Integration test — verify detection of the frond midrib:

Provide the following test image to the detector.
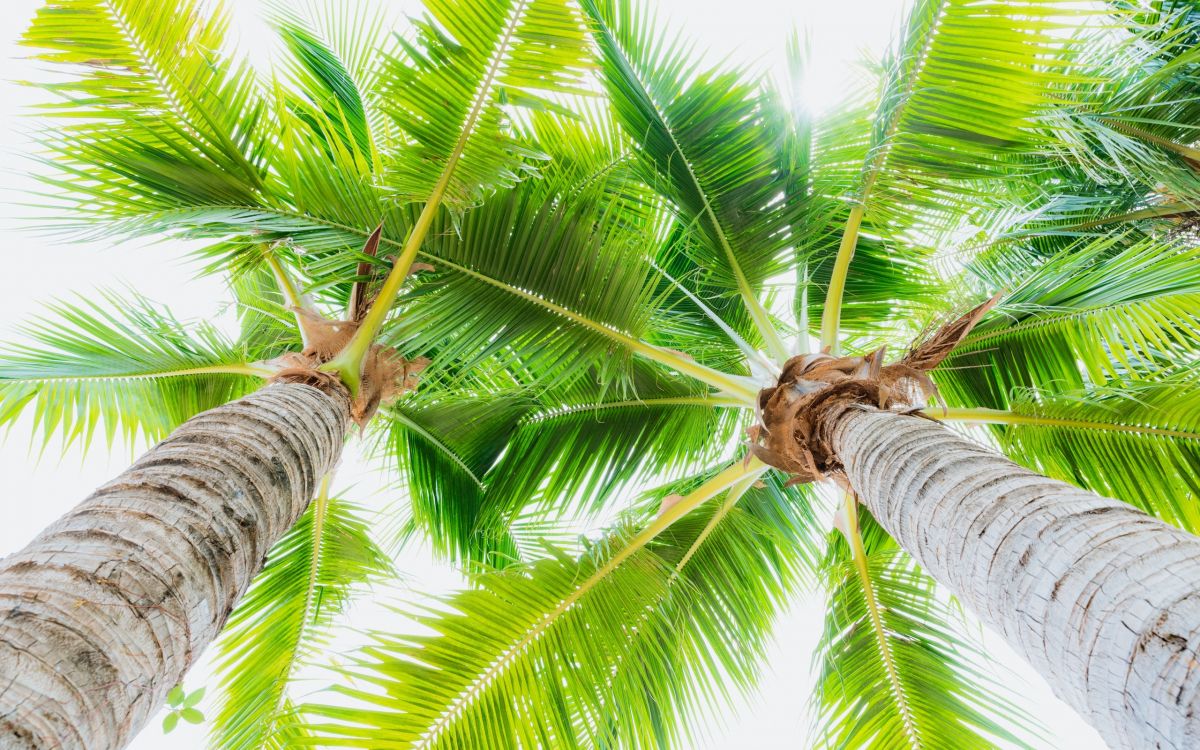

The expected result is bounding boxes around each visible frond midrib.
[956,291,1200,349]
[0,362,269,384]
[521,395,745,425]
[411,461,757,749]
[937,407,1200,440]
[586,7,786,360]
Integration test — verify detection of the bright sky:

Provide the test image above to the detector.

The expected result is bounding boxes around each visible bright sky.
[0,0,1107,748]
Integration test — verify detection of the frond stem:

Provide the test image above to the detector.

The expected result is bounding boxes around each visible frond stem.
[1023,202,1194,234]
[263,246,313,347]
[524,395,749,424]
[413,459,761,749]
[1102,118,1200,163]
[932,406,1200,440]
[11,362,274,383]
[841,491,919,746]
[324,0,530,395]
[819,203,864,354]
[673,471,760,574]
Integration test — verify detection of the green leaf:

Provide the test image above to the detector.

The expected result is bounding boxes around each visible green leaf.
[211,489,391,750]
[167,685,185,708]
[385,179,662,386]
[479,363,741,531]
[163,712,180,733]
[811,544,1042,749]
[183,687,206,708]
[181,708,205,725]
[0,291,266,450]
[303,470,821,749]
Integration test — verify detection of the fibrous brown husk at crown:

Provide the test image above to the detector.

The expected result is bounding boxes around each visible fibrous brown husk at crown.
[748,294,1001,484]
[266,306,429,427]
[267,345,428,428]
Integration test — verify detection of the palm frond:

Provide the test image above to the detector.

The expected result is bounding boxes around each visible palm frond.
[212,485,392,749]
[796,83,945,343]
[858,0,1087,232]
[303,466,821,749]
[274,11,377,166]
[382,182,662,387]
[1046,8,1200,203]
[479,363,743,536]
[380,359,743,567]
[21,0,269,226]
[377,0,593,206]
[580,0,791,359]
[941,234,1200,408]
[0,292,265,449]
[811,541,1041,749]
[943,371,1200,532]
[377,392,533,565]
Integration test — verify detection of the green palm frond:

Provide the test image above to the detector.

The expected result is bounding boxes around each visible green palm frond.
[378,392,533,565]
[580,0,791,359]
[815,0,1094,349]
[382,360,743,567]
[377,0,592,206]
[0,292,266,449]
[212,484,392,750]
[21,0,269,226]
[798,88,945,342]
[304,467,820,749]
[941,234,1200,408]
[944,371,1200,532]
[274,11,377,166]
[480,365,743,533]
[858,0,1086,232]
[1046,8,1200,203]
[387,184,660,385]
[811,540,1040,749]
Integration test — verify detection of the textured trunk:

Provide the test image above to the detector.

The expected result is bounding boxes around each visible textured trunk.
[0,383,349,750]
[832,407,1200,750]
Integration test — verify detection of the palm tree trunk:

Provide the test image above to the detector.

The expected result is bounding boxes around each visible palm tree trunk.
[0,383,349,750]
[832,406,1200,750]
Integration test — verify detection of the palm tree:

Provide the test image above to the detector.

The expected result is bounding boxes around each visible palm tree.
[2,0,1199,748]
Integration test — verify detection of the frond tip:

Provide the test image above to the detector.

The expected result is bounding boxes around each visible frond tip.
[811,544,1042,749]
[0,292,266,450]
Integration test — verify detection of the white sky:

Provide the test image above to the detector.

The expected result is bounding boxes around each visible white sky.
[0,0,1108,748]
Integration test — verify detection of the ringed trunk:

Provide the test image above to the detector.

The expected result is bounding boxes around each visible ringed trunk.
[0,383,349,750]
[832,407,1200,750]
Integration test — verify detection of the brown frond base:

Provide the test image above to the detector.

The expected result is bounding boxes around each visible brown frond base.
[265,345,429,428]
[749,294,1000,483]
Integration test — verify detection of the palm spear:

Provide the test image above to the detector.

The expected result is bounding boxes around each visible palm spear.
[1,0,1200,749]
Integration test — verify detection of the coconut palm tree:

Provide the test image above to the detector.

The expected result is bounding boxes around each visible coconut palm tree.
[2,0,1200,748]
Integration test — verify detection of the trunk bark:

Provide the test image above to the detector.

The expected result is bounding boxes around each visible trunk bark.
[832,407,1200,750]
[0,383,349,750]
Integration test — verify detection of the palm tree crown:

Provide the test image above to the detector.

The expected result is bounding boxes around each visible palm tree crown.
[4,0,1200,746]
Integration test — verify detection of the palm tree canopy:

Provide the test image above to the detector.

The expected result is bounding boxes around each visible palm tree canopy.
[4,0,1200,746]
